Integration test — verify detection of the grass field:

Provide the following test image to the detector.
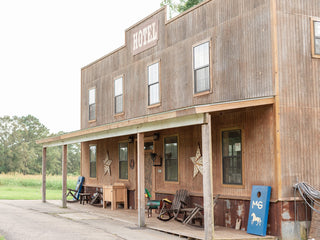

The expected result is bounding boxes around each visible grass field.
[0,173,78,200]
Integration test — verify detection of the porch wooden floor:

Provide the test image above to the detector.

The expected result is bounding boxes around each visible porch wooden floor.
[51,201,277,240]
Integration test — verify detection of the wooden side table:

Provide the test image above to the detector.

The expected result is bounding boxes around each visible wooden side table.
[79,193,91,205]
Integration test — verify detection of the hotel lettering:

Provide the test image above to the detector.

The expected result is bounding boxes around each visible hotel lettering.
[132,19,158,55]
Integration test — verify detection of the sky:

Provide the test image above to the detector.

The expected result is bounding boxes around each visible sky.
[0,0,162,133]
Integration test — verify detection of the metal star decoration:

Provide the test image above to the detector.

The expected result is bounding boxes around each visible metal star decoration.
[190,145,203,178]
[104,151,112,176]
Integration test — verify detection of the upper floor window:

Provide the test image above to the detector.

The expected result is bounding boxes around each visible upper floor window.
[222,129,242,185]
[88,88,96,121]
[193,41,210,94]
[114,77,123,114]
[312,19,320,58]
[89,145,97,178]
[148,62,160,106]
[119,142,128,179]
[164,136,178,182]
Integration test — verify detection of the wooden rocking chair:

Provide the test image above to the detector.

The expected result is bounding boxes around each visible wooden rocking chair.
[157,189,189,221]
[66,176,85,202]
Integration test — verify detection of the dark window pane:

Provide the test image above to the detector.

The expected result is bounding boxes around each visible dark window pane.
[315,39,320,55]
[89,145,96,178]
[164,136,178,181]
[115,95,123,113]
[222,130,242,185]
[314,21,320,37]
[119,142,128,179]
[148,83,159,105]
[89,103,96,121]
[194,66,209,93]
[144,142,154,151]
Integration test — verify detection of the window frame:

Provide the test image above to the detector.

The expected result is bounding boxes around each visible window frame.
[114,75,124,115]
[220,128,245,188]
[147,60,161,108]
[89,144,97,179]
[164,135,179,182]
[311,18,320,58]
[88,87,96,122]
[192,39,212,96]
[119,142,128,180]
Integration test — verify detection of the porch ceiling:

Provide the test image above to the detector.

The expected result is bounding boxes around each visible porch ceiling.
[36,97,274,147]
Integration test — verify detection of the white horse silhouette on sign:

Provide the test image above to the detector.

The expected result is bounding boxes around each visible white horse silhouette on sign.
[251,213,262,226]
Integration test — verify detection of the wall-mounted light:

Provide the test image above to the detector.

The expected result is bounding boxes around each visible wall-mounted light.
[150,152,162,166]
[128,136,134,143]
[153,133,159,141]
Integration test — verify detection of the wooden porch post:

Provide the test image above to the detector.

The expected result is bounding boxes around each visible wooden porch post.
[202,113,214,240]
[137,133,145,227]
[62,144,67,208]
[42,147,47,203]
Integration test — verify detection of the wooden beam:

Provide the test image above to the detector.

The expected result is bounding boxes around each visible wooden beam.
[270,0,282,200]
[62,145,67,208]
[196,97,274,114]
[38,113,205,147]
[202,113,214,240]
[137,133,145,227]
[42,147,47,203]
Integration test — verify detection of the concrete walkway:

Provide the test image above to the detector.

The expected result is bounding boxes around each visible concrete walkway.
[0,200,276,240]
[0,200,181,240]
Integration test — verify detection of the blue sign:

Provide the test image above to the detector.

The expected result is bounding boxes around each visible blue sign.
[247,185,271,236]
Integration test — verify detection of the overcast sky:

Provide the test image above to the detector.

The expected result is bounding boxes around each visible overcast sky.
[0,0,161,133]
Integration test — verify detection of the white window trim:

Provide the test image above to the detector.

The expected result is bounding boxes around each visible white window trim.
[147,60,161,107]
[192,38,212,96]
[114,75,124,115]
[88,87,96,122]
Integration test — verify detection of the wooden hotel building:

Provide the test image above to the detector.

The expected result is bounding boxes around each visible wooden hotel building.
[38,0,320,239]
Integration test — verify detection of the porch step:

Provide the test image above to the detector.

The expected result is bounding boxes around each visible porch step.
[147,224,278,240]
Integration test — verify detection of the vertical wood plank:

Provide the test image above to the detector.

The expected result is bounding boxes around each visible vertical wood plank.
[137,133,145,227]
[270,0,282,199]
[202,113,214,240]
[62,145,68,208]
[42,147,47,203]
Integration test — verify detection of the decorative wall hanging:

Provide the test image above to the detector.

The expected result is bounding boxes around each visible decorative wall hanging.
[190,144,203,178]
[104,151,112,176]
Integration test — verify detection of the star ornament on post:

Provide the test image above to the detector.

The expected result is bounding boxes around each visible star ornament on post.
[190,145,203,178]
[104,151,112,176]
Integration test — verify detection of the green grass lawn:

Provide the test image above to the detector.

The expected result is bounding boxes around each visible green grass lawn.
[0,173,78,200]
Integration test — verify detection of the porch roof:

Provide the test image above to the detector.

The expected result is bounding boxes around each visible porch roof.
[36,97,274,147]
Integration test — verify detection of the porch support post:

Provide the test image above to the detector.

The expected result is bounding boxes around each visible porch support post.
[42,147,47,203]
[137,132,145,227]
[202,113,214,240]
[62,144,67,208]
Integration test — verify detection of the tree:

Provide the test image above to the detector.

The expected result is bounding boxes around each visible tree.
[160,0,204,18]
[0,115,80,175]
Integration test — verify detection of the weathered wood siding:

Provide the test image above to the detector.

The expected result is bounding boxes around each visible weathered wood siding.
[276,0,320,198]
[81,106,276,202]
[211,106,277,200]
[81,136,136,191]
[81,0,273,129]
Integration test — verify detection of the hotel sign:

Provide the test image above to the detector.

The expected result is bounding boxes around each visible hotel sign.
[132,18,159,55]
